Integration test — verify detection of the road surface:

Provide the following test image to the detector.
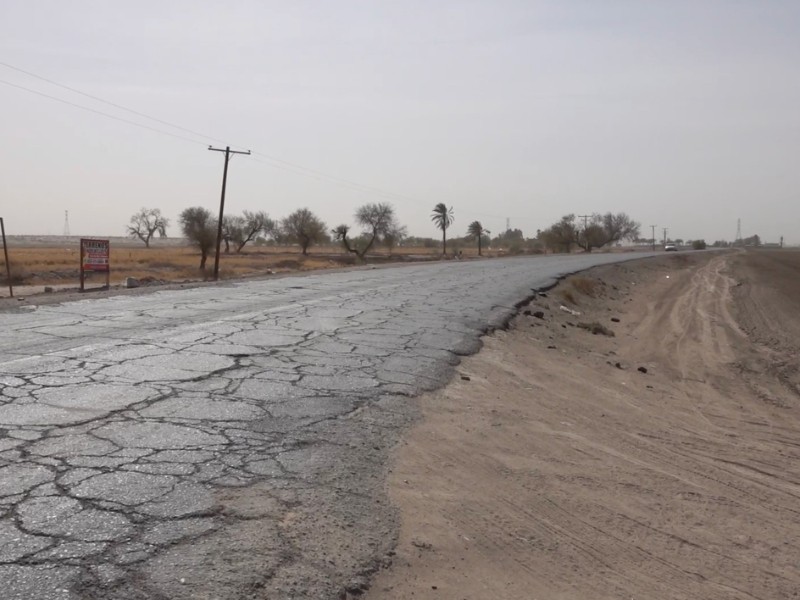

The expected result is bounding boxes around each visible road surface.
[0,253,655,599]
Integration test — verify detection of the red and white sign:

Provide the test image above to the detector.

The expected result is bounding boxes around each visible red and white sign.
[81,238,110,272]
[80,238,110,290]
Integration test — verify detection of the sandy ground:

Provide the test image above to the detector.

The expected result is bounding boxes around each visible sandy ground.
[366,250,800,600]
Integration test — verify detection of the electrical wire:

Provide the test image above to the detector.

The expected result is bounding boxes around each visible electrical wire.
[0,79,207,147]
[0,61,520,224]
[0,61,229,147]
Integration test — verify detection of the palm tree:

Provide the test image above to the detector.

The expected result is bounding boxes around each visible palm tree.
[468,220,489,256]
[431,203,454,255]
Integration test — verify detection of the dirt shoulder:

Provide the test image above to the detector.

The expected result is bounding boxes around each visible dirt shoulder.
[366,250,800,599]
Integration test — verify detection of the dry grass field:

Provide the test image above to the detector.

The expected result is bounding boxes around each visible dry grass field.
[0,236,501,289]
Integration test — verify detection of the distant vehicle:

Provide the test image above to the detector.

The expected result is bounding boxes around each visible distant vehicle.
[664,243,677,251]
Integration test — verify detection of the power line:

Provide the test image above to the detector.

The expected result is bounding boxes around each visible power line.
[0,61,532,225]
[0,79,206,146]
[209,146,251,281]
[0,73,429,207]
[0,61,426,203]
[0,61,229,147]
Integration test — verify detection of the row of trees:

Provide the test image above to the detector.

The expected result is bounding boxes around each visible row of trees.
[538,213,641,252]
[129,205,642,269]
[174,206,331,268]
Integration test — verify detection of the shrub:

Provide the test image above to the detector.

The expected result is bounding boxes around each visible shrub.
[0,264,27,285]
[571,276,599,297]
[692,240,707,250]
[577,321,615,337]
[559,289,577,304]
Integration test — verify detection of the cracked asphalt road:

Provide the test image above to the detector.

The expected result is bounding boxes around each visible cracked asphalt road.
[0,253,654,599]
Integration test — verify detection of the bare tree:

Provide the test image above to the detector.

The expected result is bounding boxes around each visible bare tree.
[236,211,275,253]
[179,207,217,269]
[333,202,398,261]
[127,208,169,248]
[221,215,244,254]
[431,203,454,255]
[281,208,328,255]
[221,211,275,253]
[382,223,408,253]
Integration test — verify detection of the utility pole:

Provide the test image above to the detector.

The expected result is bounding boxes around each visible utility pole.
[650,225,656,251]
[1,218,12,297]
[662,227,668,245]
[208,146,250,281]
[578,215,591,250]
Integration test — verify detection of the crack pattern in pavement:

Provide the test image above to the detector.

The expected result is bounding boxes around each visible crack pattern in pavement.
[0,254,654,598]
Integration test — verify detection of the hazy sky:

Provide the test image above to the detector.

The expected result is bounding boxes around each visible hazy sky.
[1,1,798,243]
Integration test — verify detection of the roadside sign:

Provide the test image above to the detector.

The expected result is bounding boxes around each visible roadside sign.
[80,238,110,291]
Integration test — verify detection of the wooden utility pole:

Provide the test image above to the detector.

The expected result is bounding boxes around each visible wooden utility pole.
[578,215,591,251]
[663,227,668,245]
[650,225,656,251]
[208,145,251,281]
[1,218,12,297]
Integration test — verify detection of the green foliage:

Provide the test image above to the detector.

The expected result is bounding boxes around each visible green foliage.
[333,202,399,261]
[467,220,489,255]
[491,228,524,248]
[179,207,217,269]
[281,208,328,255]
[692,239,707,250]
[540,212,640,253]
[431,203,454,254]
[540,215,577,253]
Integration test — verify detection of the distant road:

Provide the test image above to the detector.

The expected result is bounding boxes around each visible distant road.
[0,252,657,599]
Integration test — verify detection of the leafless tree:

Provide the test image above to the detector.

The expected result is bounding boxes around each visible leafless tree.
[236,211,275,253]
[221,211,275,253]
[127,208,169,247]
[382,224,408,253]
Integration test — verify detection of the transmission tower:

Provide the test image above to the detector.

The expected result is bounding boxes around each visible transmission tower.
[63,210,70,236]
[735,218,742,245]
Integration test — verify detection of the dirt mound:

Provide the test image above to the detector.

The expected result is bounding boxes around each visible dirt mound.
[367,250,800,599]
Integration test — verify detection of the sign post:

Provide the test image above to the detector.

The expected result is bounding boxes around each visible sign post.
[0,218,11,297]
[79,238,110,291]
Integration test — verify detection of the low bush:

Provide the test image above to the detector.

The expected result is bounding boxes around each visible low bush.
[577,321,615,337]
[559,289,577,304]
[571,276,599,297]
